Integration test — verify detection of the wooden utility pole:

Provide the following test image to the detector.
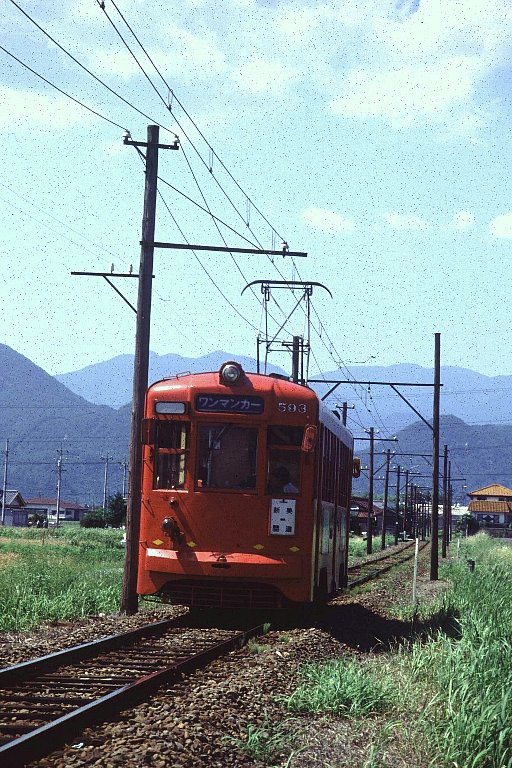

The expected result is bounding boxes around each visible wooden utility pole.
[381,448,390,550]
[430,333,441,580]
[367,427,374,554]
[121,125,160,615]
[102,454,111,511]
[448,461,452,543]
[442,444,448,558]
[1,439,8,526]
[410,484,416,538]
[404,468,409,536]
[342,402,347,426]
[291,336,300,383]
[55,446,63,528]
[394,464,401,544]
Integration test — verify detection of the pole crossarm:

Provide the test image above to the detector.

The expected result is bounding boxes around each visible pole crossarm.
[151,243,307,257]
[124,136,179,151]
[312,380,441,386]
[390,384,432,431]
[71,271,145,277]
[71,272,153,315]
[354,436,398,441]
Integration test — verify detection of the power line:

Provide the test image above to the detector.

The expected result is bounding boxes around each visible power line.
[0,45,127,131]
[8,0,178,139]
[99,0,288,244]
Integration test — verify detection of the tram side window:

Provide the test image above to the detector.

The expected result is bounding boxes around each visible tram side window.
[267,425,303,495]
[154,421,189,489]
[197,425,258,490]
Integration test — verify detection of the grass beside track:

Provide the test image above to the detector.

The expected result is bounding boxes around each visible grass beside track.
[240,533,512,768]
[0,526,125,631]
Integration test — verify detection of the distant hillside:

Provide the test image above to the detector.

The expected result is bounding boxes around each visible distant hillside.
[0,344,128,503]
[313,363,512,431]
[57,355,512,428]
[4,343,512,506]
[353,415,512,504]
[56,351,288,409]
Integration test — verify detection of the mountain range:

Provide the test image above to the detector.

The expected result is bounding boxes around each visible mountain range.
[1,343,512,504]
[57,356,512,431]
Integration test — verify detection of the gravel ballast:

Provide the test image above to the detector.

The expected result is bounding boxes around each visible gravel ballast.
[0,546,445,767]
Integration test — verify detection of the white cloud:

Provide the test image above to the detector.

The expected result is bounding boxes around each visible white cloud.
[93,24,227,82]
[232,59,297,94]
[301,207,355,233]
[0,87,86,130]
[329,57,481,128]
[385,213,429,230]
[451,211,475,231]
[490,213,512,238]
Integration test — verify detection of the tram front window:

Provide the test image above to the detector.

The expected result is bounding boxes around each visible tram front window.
[197,424,258,490]
[154,421,189,489]
[267,425,303,495]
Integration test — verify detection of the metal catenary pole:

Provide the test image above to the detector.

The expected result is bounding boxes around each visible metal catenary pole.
[121,125,160,615]
[430,333,441,580]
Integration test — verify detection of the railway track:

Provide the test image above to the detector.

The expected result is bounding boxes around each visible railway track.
[0,614,265,767]
[347,539,428,589]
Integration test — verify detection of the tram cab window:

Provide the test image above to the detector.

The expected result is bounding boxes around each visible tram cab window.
[267,426,303,496]
[154,421,189,489]
[197,424,258,490]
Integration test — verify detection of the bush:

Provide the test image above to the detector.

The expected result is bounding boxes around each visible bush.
[80,510,107,528]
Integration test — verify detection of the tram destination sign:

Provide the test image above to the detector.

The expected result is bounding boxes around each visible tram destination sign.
[195,394,264,414]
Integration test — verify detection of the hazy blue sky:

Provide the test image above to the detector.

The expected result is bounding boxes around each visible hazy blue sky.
[2,0,512,378]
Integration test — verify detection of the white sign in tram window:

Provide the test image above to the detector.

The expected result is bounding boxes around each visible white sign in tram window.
[270,499,296,536]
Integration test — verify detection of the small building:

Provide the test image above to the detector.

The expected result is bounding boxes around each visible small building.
[0,489,28,526]
[350,496,387,534]
[467,484,512,529]
[25,498,88,524]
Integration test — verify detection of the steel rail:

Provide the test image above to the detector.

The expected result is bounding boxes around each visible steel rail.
[347,541,429,589]
[0,616,187,686]
[0,622,265,767]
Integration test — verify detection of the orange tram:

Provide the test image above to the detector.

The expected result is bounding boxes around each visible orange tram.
[137,361,358,609]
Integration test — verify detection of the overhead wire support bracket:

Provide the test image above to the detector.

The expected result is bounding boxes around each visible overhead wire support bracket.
[150,243,307,257]
[242,281,330,381]
[242,280,329,295]
[71,271,154,315]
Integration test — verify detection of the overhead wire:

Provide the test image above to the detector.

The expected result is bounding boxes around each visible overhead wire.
[95,0,305,347]
[99,0,288,243]
[8,0,178,139]
[0,44,128,131]
[96,0,303,349]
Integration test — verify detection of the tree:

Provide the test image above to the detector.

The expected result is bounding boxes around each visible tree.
[105,492,127,528]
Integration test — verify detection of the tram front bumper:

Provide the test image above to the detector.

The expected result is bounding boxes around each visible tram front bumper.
[145,548,302,580]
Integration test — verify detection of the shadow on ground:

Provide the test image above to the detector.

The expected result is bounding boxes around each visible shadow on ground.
[185,603,460,651]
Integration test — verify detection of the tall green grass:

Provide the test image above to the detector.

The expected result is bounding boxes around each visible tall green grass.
[280,533,512,768]
[0,527,125,630]
[286,657,396,717]
[395,534,512,768]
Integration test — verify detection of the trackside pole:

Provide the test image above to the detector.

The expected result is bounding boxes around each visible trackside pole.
[412,537,419,609]
[121,126,160,615]
[430,333,441,581]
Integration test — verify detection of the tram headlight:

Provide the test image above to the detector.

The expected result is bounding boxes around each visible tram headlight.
[219,361,244,386]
